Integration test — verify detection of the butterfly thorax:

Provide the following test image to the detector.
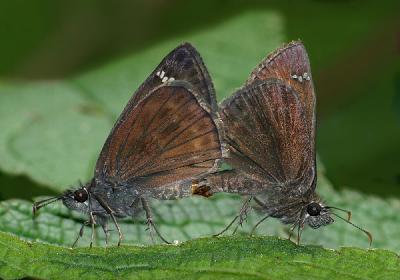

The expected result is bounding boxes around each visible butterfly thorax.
[62,179,142,224]
[91,179,141,218]
[257,189,307,225]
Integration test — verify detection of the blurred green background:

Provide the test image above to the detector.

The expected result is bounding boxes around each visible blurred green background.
[0,0,399,201]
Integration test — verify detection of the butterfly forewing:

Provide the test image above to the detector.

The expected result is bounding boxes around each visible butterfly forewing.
[221,80,314,191]
[132,43,217,111]
[246,41,316,141]
[95,81,221,189]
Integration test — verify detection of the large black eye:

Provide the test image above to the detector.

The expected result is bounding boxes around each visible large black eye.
[307,202,322,216]
[73,189,88,203]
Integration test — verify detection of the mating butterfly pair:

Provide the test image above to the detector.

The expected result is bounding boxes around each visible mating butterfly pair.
[33,42,371,247]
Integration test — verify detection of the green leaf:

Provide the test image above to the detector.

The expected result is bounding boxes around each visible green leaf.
[0,82,111,189]
[0,231,398,280]
[1,173,399,252]
[0,10,284,191]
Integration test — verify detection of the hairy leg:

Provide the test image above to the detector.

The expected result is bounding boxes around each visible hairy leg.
[141,197,171,244]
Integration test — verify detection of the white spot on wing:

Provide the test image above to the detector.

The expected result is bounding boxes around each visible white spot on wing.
[156,69,175,83]
[291,72,310,83]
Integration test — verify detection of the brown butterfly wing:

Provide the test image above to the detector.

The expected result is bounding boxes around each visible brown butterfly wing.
[221,80,314,192]
[246,41,316,145]
[95,81,221,189]
[131,42,217,111]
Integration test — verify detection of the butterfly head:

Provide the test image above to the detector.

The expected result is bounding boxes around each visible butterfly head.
[60,185,90,214]
[303,201,334,229]
[33,181,91,216]
[302,200,373,245]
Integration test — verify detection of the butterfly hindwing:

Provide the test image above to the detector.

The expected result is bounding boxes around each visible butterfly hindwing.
[221,80,314,192]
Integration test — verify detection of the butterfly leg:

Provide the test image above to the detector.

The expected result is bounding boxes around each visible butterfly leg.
[199,170,262,236]
[287,224,296,242]
[108,213,123,246]
[88,211,97,248]
[91,194,123,246]
[72,211,104,248]
[143,205,156,244]
[141,198,171,244]
[232,196,253,235]
[101,222,110,247]
[253,196,266,207]
[213,214,238,237]
[71,220,90,248]
[250,214,270,235]
[87,195,97,248]
[214,196,253,236]
[296,224,305,245]
[295,208,307,245]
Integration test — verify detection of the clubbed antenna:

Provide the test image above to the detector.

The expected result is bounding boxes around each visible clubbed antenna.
[331,212,372,246]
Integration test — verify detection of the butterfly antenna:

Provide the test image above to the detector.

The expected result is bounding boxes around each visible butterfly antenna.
[32,196,63,216]
[331,212,372,246]
[325,206,351,221]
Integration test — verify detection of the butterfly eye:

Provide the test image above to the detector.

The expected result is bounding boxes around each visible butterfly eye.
[73,189,88,203]
[307,202,322,216]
